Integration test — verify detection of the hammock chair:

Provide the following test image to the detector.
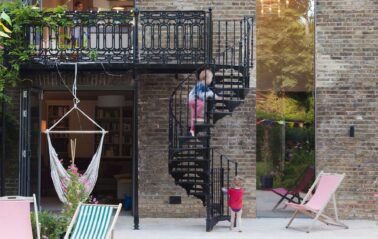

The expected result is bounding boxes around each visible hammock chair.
[45,64,107,203]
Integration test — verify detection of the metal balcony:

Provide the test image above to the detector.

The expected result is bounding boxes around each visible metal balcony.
[25,10,252,73]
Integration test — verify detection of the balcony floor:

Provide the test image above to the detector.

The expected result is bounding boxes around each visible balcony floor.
[21,63,207,74]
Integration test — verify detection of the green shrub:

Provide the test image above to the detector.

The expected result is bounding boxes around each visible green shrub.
[31,211,68,239]
[286,126,315,149]
[280,149,315,189]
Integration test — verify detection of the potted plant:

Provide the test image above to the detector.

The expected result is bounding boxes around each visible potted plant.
[259,161,274,189]
[61,163,97,219]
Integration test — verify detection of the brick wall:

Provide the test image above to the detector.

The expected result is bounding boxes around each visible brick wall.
[3,87,21,195]
[315,0,378,219]
[25,71,133,89]
[138,74,205,217]
[136,0,254,18]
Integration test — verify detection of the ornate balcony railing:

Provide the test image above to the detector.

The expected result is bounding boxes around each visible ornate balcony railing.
[139,11,208,64]
[26,10,252,68]
[28,11,135,64]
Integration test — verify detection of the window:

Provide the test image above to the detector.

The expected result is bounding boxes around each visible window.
[41,0,134,11]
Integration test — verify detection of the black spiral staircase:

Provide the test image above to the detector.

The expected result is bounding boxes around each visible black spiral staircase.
[168,16,253,231]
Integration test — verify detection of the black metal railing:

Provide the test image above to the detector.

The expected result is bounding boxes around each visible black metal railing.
[27,10,210,65]
[26,10,253,67]
[212,17,253,68]
[139,11,208,64]
[28,11,135,63]
[207,149,238,231]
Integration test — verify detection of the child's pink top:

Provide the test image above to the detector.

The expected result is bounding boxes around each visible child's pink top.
[227,188,244,209]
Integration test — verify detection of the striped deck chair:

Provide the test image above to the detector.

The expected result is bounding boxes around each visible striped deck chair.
[0,194,41,239]
[285,171,348,233]
[64,203,122,239]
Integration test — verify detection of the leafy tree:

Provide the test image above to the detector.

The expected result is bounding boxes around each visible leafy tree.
[257,7,314,92]
[257,91,314,123]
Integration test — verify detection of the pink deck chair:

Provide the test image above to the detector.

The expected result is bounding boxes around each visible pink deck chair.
[285,171,348,233]
[0,194,41,239]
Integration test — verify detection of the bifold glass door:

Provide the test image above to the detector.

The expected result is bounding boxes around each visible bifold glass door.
[19,88,41,203]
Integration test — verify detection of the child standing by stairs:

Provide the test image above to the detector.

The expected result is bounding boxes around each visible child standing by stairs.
[223,176,245,232]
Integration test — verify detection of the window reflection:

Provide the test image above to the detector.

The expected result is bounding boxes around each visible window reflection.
[41,0,134,12]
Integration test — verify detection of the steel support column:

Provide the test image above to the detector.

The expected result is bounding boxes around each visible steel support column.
[132,71,139,230]
[132,8,140,230]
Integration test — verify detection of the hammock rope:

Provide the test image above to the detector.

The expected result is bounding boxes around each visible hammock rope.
[45,63,107,203]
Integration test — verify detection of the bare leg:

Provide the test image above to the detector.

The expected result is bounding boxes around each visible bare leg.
[230,207,236,230]
[236,209,243,232]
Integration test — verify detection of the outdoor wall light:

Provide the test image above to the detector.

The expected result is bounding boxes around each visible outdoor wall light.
[349,125,355,137]
[41,120,47,133]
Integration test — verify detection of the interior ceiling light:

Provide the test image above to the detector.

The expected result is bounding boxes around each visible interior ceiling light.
[112,6,125,11]
[259,0,290,16]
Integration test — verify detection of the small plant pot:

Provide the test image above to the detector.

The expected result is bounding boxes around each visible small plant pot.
[260,175,273,189]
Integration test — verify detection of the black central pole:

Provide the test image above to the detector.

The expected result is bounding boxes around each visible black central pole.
[132,70,139,230]
[132,8,140,230]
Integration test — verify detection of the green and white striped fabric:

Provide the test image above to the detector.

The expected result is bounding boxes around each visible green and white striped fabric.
[70,205,114,239]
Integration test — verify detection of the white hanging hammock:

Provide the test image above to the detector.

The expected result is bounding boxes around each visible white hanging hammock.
[45,63,108,203]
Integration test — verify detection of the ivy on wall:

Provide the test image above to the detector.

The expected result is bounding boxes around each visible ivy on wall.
[0,1,72,100]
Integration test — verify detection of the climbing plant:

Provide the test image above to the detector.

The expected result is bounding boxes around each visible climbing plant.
[0,1,72,100]
[0,11,11,38]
